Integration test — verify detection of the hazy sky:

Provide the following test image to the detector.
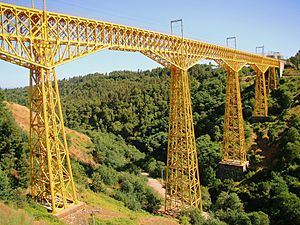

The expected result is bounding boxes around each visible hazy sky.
[1,0,299,88]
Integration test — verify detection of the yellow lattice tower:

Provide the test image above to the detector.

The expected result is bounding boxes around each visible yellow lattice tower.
[29,7,77,213]
[216,60,248,167]
[29,67,77,213]
[253,65,269,117]
[0,2,282,214]
[267,67,278,92]
[165,67,202,211]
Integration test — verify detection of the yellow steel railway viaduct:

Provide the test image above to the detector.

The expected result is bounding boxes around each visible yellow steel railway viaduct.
[0,2,284,214]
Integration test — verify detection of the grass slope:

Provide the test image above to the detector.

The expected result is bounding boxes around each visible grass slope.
[4,102,179,225]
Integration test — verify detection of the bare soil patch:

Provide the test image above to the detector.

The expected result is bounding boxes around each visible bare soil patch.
[6,102,95,165]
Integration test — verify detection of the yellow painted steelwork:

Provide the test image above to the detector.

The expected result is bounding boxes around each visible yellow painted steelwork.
[267,67,278,92]
[29,68,77,213]
[253,65,269,117]
[0,2,282,213]
[216,60,247,165]
[165,68,201,211]
[0,3,280,70]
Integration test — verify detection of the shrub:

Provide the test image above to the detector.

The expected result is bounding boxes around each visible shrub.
[113,191,141,211]
[96,165,118,185]
[179,208,204,225]
[0,169,12,201]
[145,158,165,178]
[201,186,212,211]
[248,211,270,225]
[271,191,300,225]
[90,172,105,193]
[143,187,161,213]
[214,192,244,212]
[116,172,161,212]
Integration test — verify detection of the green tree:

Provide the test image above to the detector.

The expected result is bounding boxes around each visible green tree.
[179,208,205,225]
[90,172,105,193]
[248,211,270,225]
[271,191,300,225]
[214,192,250,225]
[214,192,244,212]
[196,135,221,186]
[0,91,29,199]
[201,186,212,211]
[0,169,12,201]
[288,50,300,70]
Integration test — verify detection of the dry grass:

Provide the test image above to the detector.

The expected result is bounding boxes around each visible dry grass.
[287,105,300,117]
[0,202,49,225]
[283,68,300,77]
[137,217,179,225]
[6,102,95,165]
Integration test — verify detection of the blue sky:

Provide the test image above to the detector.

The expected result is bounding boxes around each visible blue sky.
[1,0,299,88]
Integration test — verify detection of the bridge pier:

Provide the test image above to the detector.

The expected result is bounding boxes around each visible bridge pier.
[29,67,77,213]
[267,67,278,92]
[253,65,269,119]
[165,67,202,212]
[216,60,249,180]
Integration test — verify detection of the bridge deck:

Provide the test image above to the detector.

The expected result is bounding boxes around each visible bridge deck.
[0,2,281,70]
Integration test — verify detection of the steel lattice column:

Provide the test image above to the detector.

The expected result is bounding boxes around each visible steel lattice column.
[165,67,202,212]
[254,69,268,117]
[268,67,277,91]
[29,68,77,213]
[222,68,247,164]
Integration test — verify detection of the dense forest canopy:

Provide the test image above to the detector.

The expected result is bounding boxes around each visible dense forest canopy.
[1,50,300,225]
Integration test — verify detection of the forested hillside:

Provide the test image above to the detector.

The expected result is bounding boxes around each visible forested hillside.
[2,59,300,224]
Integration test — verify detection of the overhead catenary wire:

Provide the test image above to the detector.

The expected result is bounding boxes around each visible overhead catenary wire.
[53,0,168,33]
[2,0,273,55]
[1,0,238,51]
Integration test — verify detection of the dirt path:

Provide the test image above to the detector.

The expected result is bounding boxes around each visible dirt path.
[138,217,179,225]
[141,172,165,198]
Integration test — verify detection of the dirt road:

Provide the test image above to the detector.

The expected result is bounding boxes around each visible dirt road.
[141,172,165,198]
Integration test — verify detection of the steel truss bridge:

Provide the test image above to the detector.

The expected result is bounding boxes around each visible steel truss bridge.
[0,2,283,213]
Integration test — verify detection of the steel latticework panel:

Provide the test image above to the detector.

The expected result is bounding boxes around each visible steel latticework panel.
[254,66,269,117]
[222,66,247,164]
[29,68,77,213]
[165,68,201,211]
[267,67,278,92]
[0,3,281,70]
